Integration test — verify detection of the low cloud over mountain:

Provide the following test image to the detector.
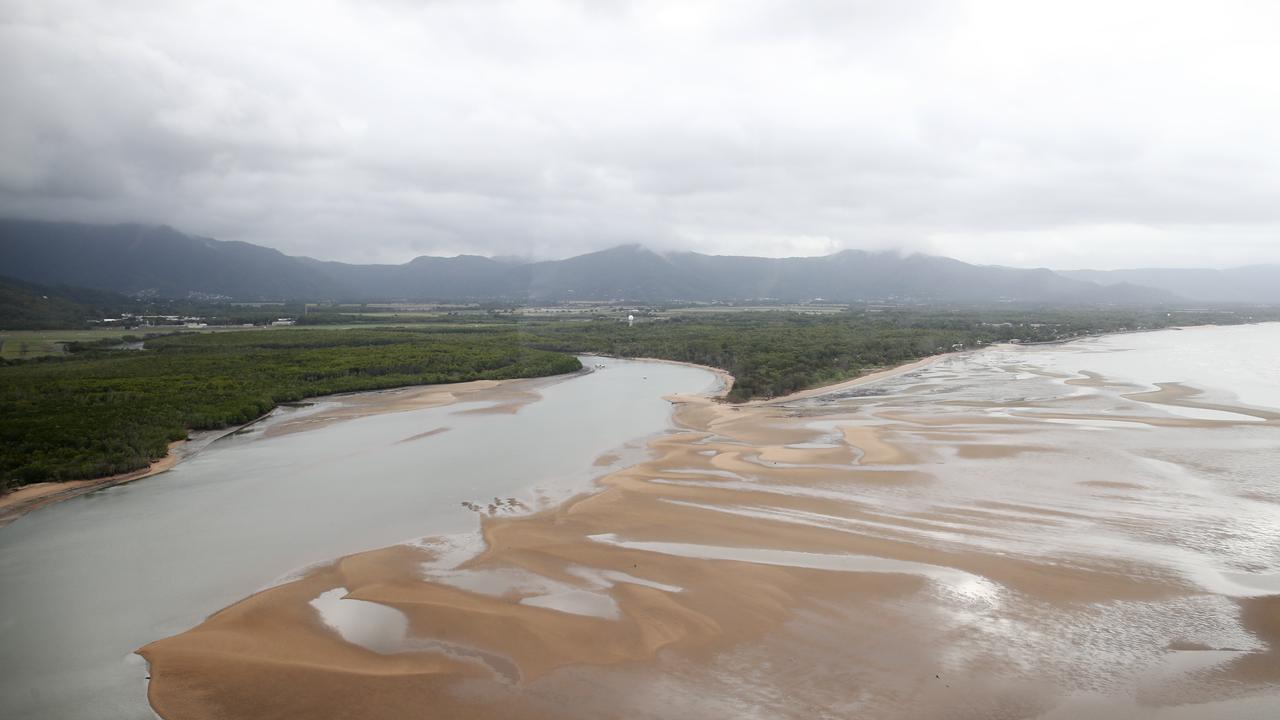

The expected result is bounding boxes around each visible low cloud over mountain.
[1,219,1188,305]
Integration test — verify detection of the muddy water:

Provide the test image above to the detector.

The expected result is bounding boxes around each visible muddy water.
[141,323,1280,720]
[0,357,718,720]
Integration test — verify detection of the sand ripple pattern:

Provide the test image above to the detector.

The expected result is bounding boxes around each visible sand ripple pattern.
[140,349,1280,719]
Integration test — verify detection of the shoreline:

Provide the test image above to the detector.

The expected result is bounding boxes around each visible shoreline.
[135,324,1280,719]
[5,321,1270,525]
[0,351,949,527]
[592,350,957,406]
[136,349,975,719]
[0,441,185,528]
[585,353,735,399]
[0,377,532,527]
[760,352,959,404]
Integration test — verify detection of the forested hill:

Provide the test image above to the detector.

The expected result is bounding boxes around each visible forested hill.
[0,220,341,300]
[2,218,1173,305]
[0,276,136,330]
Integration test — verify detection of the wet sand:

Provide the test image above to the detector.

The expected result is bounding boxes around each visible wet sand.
[3,356,723,720]
[140,342,1280,719]
[260,379,528,437]
[0,441,184,528]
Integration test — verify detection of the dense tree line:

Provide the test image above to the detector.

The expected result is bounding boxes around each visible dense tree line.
[524,314,964,400]
[523,307,1269,401]
[3,307,1274,488]
[0,329,579,487]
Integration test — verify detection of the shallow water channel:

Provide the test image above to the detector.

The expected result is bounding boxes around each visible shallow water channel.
[0,357,718,720]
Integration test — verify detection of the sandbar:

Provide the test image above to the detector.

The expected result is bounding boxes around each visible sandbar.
[138,346,1280,718]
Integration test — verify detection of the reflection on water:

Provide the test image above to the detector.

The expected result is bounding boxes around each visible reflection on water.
[1019,324,1280,411]
[0,357,717,720]
[310,587,410,654]
[784,326,1280,603]
[587,531,1001,600]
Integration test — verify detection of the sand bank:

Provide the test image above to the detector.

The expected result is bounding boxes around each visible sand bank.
[1124,382,1280,422]
[260,379,520,437]
[138,341,1280,718]
[762,353,954,404]
[0,350,926,527]
[0,441,183,528]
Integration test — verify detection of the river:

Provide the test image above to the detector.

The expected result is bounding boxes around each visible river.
[6,325,1279,719]
[0,357,719,720]
[140,323,1280,719]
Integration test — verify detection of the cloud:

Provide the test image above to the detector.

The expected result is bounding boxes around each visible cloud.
[2,0,1278,268]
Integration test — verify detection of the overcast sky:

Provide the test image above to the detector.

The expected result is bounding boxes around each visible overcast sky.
[2,1,1279,268]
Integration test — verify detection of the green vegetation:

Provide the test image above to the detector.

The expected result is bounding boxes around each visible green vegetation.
[3,306,1277,488]
[0,274,321,334]
[526,314,962,401]
[0,329,129,360]
[0,328,579,487]
[0,276,136,331]
[0,327,312,360]
[522,308,1244,401]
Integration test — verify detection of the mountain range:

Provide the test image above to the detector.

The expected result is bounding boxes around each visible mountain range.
[1059,267,1280,305]
[2,218,1275,305]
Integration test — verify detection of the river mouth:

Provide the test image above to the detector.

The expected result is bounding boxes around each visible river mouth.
[0,356,719,720]
[136,324,1280,720]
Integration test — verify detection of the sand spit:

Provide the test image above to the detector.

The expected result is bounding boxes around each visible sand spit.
[766,353,953,403]
[140,349,1280,719]
[1124,382,1280,422]
[0,440,187,528]
[261,379,525,437]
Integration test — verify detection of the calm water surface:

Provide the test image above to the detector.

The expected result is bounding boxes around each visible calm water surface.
[0,357,717,720]
[3,326,1276,719]
[1021,323,1280,410]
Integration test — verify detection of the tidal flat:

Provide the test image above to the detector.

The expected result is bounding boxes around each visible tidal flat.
[138,324,1280,719]
[0,357,718,720]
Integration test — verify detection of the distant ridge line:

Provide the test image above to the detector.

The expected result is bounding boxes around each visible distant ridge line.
[2,217,1262,304]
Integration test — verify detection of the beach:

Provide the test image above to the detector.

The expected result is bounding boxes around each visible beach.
[0,352,978,528]
[137,324,1280,719]
[0,440,188,528]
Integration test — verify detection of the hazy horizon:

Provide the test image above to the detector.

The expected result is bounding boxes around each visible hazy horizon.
[9,216,1280,273]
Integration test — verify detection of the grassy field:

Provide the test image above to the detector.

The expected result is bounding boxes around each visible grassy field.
[0,324,442,359]
[0,326,276,359]
[0,329,145,359]
[665,304,850,315]
[322,311,455,319]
